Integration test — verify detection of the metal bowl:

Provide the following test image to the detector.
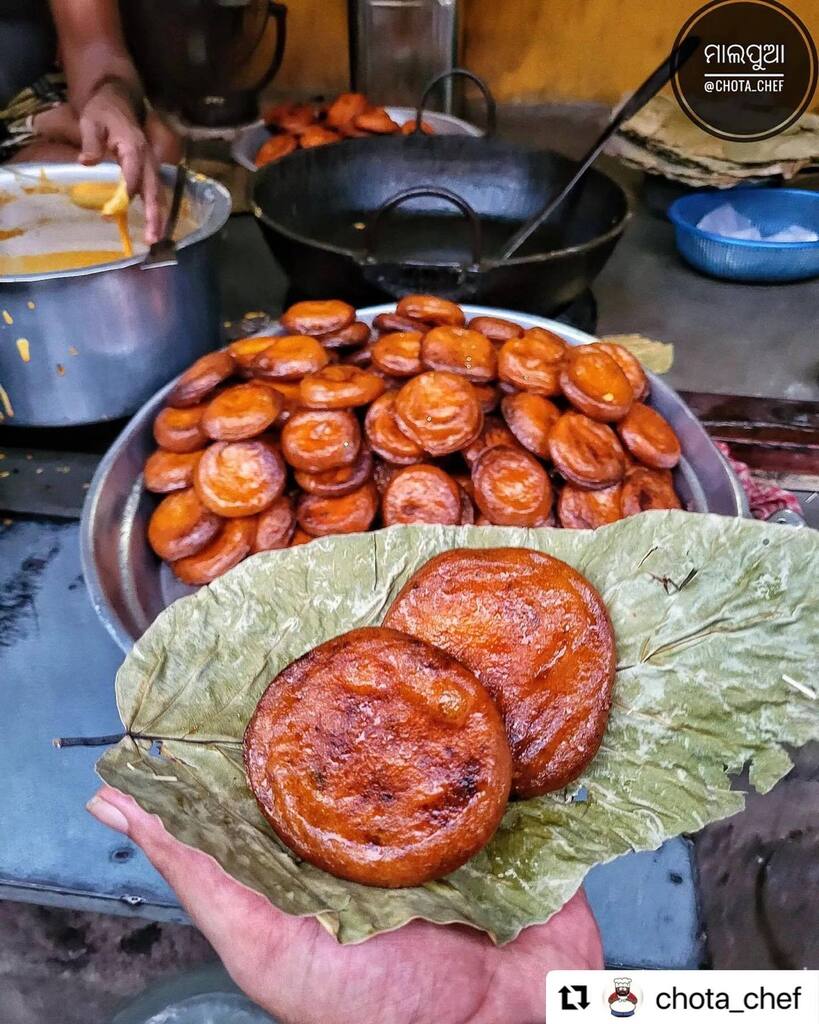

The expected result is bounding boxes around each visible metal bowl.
[0,163,231,426]
[231,107,483,172]
[81,305,747,652]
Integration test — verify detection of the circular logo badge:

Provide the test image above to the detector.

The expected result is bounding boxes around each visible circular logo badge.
[672,0,817,141]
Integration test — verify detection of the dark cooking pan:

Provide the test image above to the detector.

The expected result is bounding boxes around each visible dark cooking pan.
[251,71,631,311]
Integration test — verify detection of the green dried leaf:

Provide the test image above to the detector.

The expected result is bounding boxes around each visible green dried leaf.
[97,511,819,944]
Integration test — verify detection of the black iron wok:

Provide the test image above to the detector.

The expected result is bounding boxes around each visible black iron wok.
[251,71,631,311]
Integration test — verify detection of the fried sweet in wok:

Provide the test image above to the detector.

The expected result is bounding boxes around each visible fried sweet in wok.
[243,626,512,886]
[294,444,373,497]
[300,125,341,149]
[500,392,560,458]
[621,467,681,516]
[472,446,553,527]
[354,107,400,134]
[143,449,203,493]
[251,336,329,381]
[371,332,424,377]
[255,134,297,167]
[381,465,462,526]
[558,483,624,529]
[194,440,286,517]
[420,326,496,383]
[153,405,208,453]
[468,316,523,343]
[396,295,465,327]
[549,412,626,489]
[202,383,281,441]
[167,351,235,408]
[172,517,256,586]
[281,300,355,335]
[497,330,566,395]
[281,409,360,471]
[296,481,379,536]
[252,495,296,552]
[229,336,283,372]
[560,347,633,422]
[593,342,649,402]
[325,92,369,128]
[299,365,385,409]
[147,488,221,562]
[384,548,616,796]
[617,403,681,470]
[393,371,482,456]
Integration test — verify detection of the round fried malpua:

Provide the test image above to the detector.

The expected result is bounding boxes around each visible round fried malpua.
[202,382,281,441]
[281,409,360,471]
[299,365,385,409]
[153,405,208,453]
[617,403,681,469]
[468,316,523,343]
[558,482,624,529]
[260,380,301,426]
[167,351,235,408]
[472,445,553,527]
[371,332,423,377]
[144,449,203,493]
[501,392,560,458]
[382,465,462,526]
[395,294,465,327]
[228,336,281,372]
[364,393,424,465]
[251,495,296,552]
[393,372,482,457]
[560,347,633,421]
[172,516,256,585]
[317,321,371,349]
[280,299,355,335]
[420,326,496,383]
[463,415,521,467]
[147,488,221,561]
[373,312,427,335]
[497,330,566,395]
[593,342,649,401]
[194,440,286,517]
[621,467,681,516]
[472,383,499,414]
[251,336,329,381]
[294,444,373,497]
[296,481,378,537]
[384,549,615,796]
[243,626,512,886]
[549,412,626,489]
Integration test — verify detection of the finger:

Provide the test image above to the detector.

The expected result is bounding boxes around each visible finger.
[113,134,146,198]
[140,156,165,245]
[78,118,105,165]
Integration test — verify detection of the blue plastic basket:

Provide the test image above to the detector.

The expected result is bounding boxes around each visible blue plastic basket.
[668,188,819,282]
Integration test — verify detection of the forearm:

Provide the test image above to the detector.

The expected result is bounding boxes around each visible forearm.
[49,0,142,113]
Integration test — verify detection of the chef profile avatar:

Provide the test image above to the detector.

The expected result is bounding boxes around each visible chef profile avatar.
[608,977,639,1017]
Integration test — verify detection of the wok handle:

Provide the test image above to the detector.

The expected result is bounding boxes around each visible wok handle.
[414,68,497,138]
[363,186,483,267]
[264,2,288,87]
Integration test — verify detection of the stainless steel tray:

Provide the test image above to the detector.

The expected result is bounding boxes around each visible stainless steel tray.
[231,107,483,172]
[81,305,747,652]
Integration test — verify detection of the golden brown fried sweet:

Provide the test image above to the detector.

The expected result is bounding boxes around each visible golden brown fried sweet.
[167,351,235,408]
[462,414,520,467]
[558,483,624,529]
[281,409,360,471]
[281,300,355,335]
[299,365,385,409]
[202,382,281,441]
[497,330,566,395]
[153,404,208,453]
[325,92,369,128]
[381,465,462,526]
[384,548,615,796]
[393,371,482,456]
[467,316,524,343]
[420,326,497,383]
[172,517,256,586]
[243,626,512,886]
[399,118,435,135]
[255,134,297,167]
[364,392,424,465]
[147,488,221,562]
[500,392,560,458]
[229,336,282,372]
[560,347,633,421]
[265,102,315,133]
[194,440,286,517]
[251,336,329,381]
[143,449,203,494]
[472,383,500,414]
[373,312,428,335]
[471,445,553,527]
[617,403,681,469]
[371,332,424,377]
[294,444,373,497]
[549,412,626,489]
[300,125,341,148]
[621,467,681,515]
[297,481,378,536]
[395,295,465,327]
[251,495,296,552]
[593,342,649,401]
[317,321,371,349]
[354,107,400,133]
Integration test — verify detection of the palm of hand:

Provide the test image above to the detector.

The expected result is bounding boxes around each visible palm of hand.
[89,787,603,1024]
